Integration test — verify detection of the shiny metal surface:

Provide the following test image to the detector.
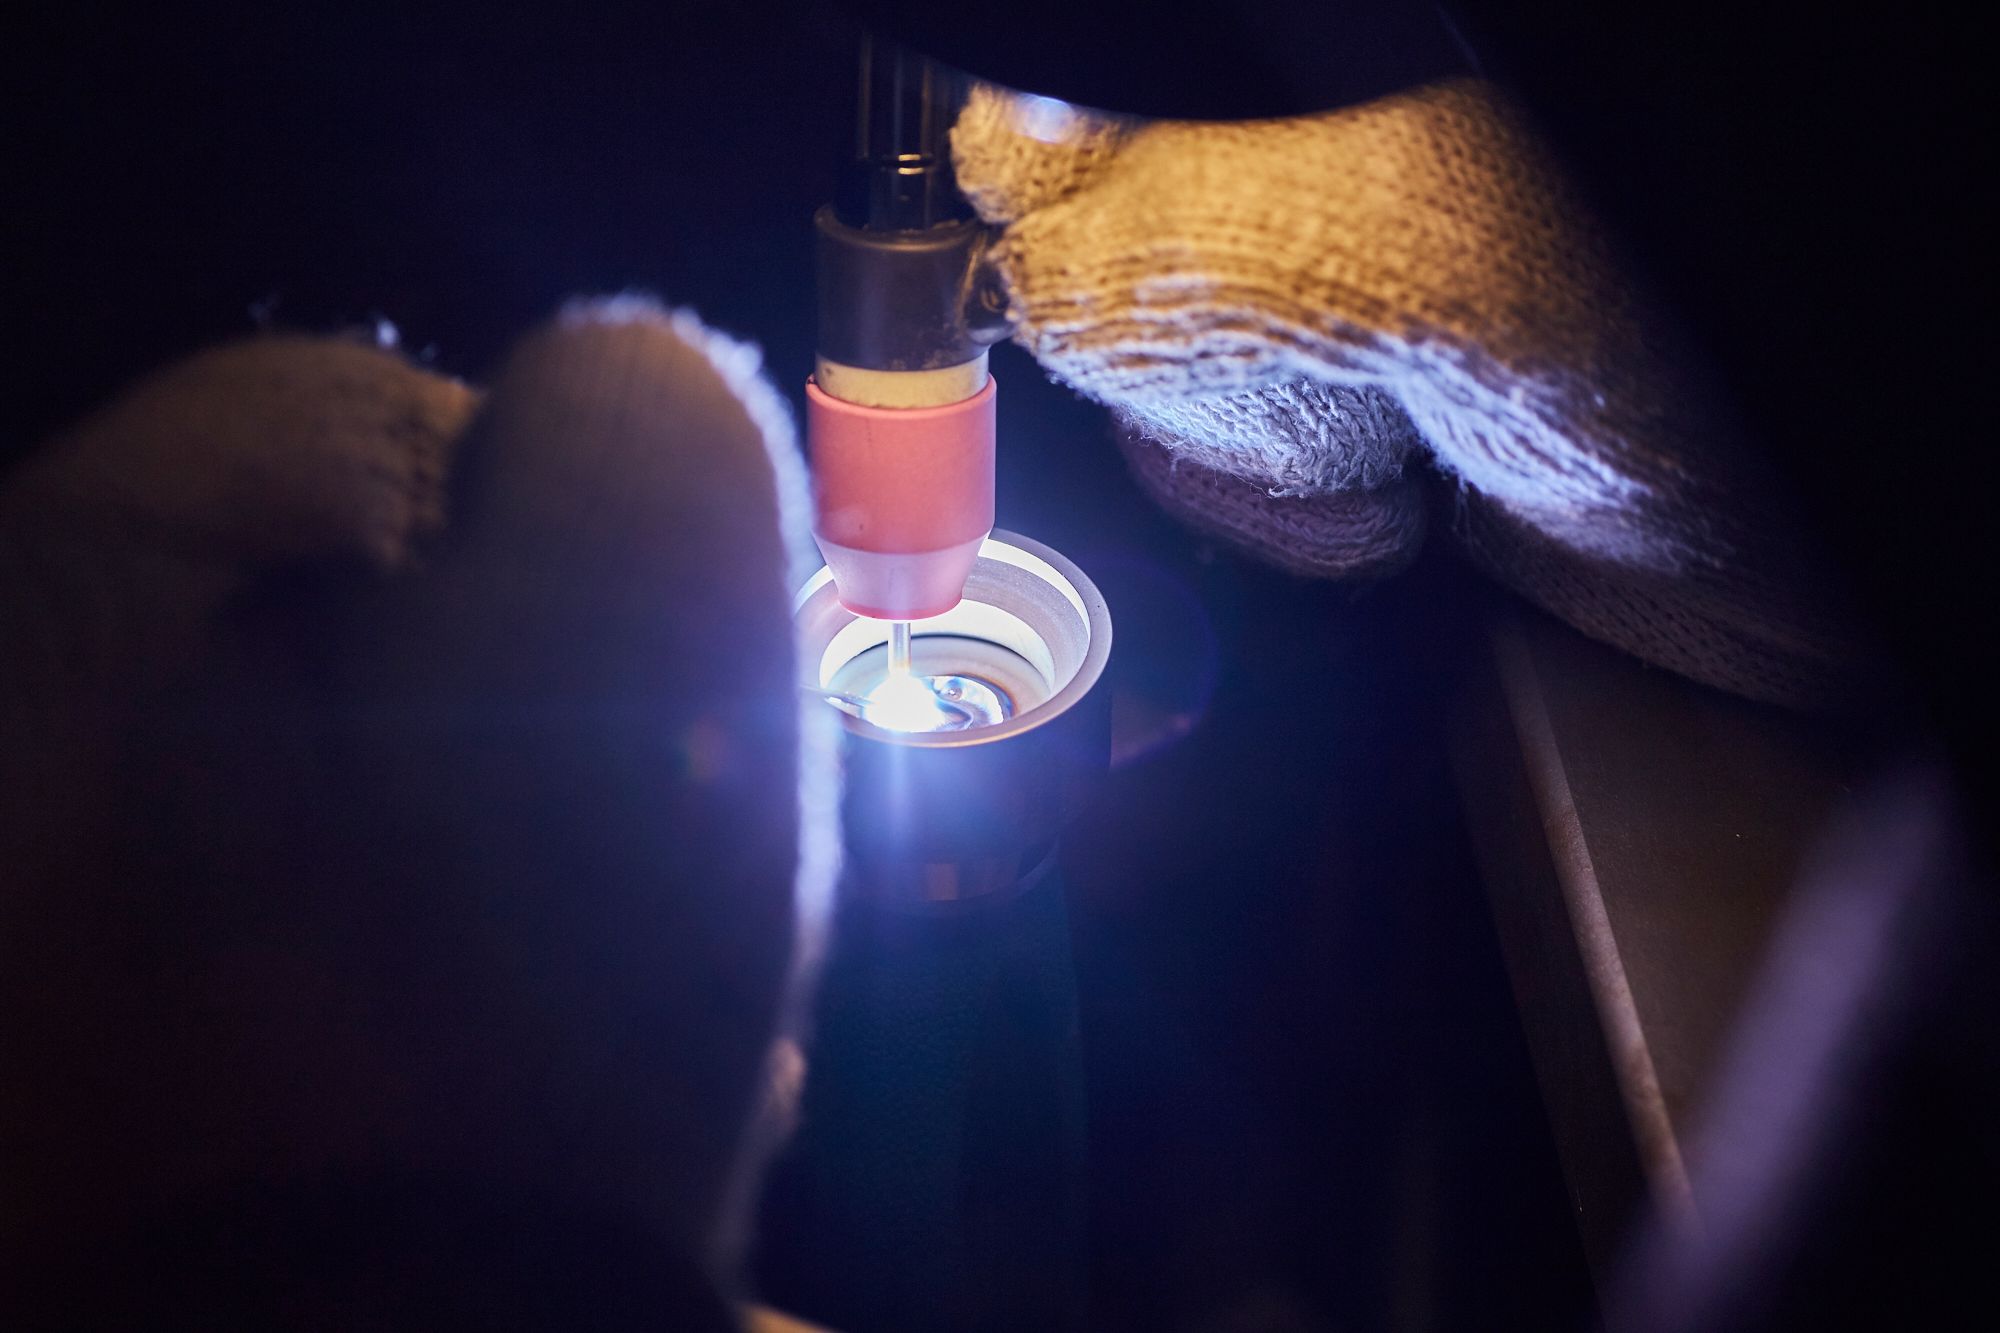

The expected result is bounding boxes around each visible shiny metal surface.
[794,531,1113,902]
[856,673,1011,733]
[796,532,1110,750]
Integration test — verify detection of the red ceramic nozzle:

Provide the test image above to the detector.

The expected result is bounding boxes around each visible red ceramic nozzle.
[807,375,996,620]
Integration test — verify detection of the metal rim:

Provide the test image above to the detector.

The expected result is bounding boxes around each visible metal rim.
[795,529,1112,750]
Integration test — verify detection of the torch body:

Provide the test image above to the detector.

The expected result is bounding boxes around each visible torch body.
[761,41,1103,1332]
[806,39,1004,622]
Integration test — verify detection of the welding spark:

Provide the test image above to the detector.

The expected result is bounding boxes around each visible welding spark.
[861,672,962,733]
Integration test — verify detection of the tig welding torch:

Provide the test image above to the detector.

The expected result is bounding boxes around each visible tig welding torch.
[806,39,1013,708]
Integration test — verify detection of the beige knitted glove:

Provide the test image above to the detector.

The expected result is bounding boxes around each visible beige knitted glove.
[2,303,835,1320]
[952,81,1868,708]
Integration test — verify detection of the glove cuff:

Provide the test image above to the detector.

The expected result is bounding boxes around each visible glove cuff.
[1119,425,1426,581]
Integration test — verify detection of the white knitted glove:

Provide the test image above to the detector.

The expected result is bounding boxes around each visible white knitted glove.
[1,303,834,1316]
[952,81,1867,707]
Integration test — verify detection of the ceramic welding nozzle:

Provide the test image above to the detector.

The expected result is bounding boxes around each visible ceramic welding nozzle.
[806,373,996,621]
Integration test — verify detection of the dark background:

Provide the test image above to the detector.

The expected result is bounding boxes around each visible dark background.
[32,1,1977,1328]
[8,1,857,446]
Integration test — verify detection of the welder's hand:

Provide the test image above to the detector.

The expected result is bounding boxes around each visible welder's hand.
[0,301,835,1324]
[953,82,1868,708]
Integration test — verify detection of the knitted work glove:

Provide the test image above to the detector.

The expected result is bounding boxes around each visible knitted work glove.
[953,81,1867,708]
[1,301,835,1324]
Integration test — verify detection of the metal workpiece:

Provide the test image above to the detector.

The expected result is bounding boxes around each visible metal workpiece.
[766,532,1108,1330]
[756,856,1088,1333]
[795,530,1114,903]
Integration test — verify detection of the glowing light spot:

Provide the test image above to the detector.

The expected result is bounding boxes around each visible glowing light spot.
[861,673,957,733]
[1016,94,1081,144]
[855,672,1013,733]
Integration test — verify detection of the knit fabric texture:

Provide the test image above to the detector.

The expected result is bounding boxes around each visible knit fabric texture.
[1117,417,1427,581]
[952,80,1872,708]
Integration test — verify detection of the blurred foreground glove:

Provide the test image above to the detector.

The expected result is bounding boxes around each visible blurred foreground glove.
[0,301,837,1327]
[953,81,1870,709]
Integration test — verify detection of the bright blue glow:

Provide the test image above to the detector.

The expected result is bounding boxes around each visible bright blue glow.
[861,673,958,733]
[1017,94,1081,144]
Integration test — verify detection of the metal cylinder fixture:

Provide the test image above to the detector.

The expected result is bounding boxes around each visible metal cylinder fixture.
[794,530,1114,901]
[760,531,1109,1332]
